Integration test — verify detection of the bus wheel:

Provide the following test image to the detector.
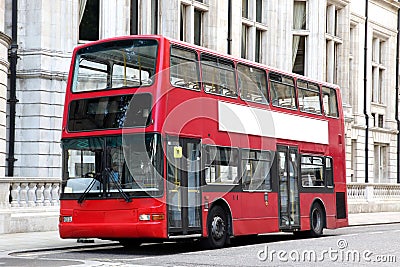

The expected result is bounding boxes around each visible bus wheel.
[118,239,142,248]
[309,203,324,237]
[206,206,228,248]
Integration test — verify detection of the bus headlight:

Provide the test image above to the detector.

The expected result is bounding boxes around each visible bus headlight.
[139,213,165,221]
[139,214,151,221]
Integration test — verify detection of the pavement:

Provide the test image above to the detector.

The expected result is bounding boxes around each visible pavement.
[0,212,399,254]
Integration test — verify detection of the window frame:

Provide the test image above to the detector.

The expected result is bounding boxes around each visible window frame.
[297,79,322,114]
[300,155,334,189]
[322,86,339,118]
[200,54,238,98]
[241,149,273,192]
[269,72,297,110]
[237,63,268,104]
[203,145,239,185]
[169,45,201,91]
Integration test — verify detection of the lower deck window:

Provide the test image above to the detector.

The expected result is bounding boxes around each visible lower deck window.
[204,146,238,184]
[241,150,272,191]
[301,155,333,187]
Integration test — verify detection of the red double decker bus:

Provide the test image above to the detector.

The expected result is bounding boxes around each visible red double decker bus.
[59,35,348,248]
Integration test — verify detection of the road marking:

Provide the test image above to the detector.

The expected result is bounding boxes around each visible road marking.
[340,234,358,237]
[369,231,384,235]
[15,245,121,257]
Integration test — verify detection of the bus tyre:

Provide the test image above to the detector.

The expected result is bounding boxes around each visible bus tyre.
[206,206,228,249]
[309,203,324,237]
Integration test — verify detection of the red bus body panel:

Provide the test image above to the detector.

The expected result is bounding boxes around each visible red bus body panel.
[59,35,348,240]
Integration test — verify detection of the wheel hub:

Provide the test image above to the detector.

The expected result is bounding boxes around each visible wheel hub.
[211,216,225,240]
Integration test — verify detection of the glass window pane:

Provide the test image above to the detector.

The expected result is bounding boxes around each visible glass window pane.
[72,39,158,92]
[170,46,200,90]
[301,155,325,187]
[242,150,272,191]
[270,73,297,109]
[201,55,237,97]
[297,80,321,114]
[79,0,100,41]
[238,64,268,104]
[205,146,239,184]
[293,1,306,30]
[322,86,339,117]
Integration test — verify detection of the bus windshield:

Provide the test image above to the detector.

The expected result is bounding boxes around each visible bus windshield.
[61,133,164,199]
[72,39,158,92]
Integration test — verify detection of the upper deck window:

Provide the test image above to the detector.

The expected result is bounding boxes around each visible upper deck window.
[322,86,339,117]
[201,54,237,98]
[170,46,200,90]
[238,64,268,104]
[72,39,158,92]
[297,80,322,114]
[269,72,297,109]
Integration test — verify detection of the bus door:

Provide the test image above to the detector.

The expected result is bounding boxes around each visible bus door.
[167,137,202,235]
[277,145,300,230]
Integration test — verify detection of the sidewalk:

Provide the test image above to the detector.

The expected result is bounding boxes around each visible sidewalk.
[0,212,399,253]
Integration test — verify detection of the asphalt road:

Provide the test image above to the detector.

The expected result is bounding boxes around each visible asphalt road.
[3,223,400,267]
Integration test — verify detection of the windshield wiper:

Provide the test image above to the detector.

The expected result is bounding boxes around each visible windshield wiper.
[77,177,98,204]
[104,168,131,203]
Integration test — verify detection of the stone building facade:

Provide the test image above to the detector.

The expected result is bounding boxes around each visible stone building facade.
[1,0,400,185]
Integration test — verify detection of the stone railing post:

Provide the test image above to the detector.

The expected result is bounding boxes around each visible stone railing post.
[365,185,374,202]
[36,182,44,206]
[27,183,36,207]
[51,183,60,206]
[10,183,20,207]
[43,183,52,206]
[19,182,28,207]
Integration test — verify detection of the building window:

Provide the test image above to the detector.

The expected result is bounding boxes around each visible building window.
[180,1,207,45]
[130,0,139,35]
[256,0,263,23]
[292,0,307,75]
[79,0,100,41]
[349,24,358,107]
[241,0,267,63]
[151,0,158,34]
[371,37,386,104]
[255,29,262,63]
[180,4,187,42]
[242,0,249,19]
[325,3,343,83]
[194,9,202,46]
[351,140,357,182]
[374,144,387,183]
[378,114,384,128]
[241,25,249,59]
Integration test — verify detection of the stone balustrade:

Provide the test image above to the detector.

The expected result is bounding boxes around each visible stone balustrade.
[347,183,400,201]
[0,177,61,209]
[347,182,400,213]
[1,178,400,211]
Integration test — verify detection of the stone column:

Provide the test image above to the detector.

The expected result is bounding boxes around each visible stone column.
[0,32,11,177]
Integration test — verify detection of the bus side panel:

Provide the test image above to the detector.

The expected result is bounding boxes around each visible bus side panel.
[299,193,336,231]
[201,192,279,237]
[233,192,279,236]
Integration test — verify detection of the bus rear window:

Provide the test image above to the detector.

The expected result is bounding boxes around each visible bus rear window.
[68,93,152,131]
[72,39,158,92]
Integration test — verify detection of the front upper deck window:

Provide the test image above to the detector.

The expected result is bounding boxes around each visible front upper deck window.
[72,39,158,92]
